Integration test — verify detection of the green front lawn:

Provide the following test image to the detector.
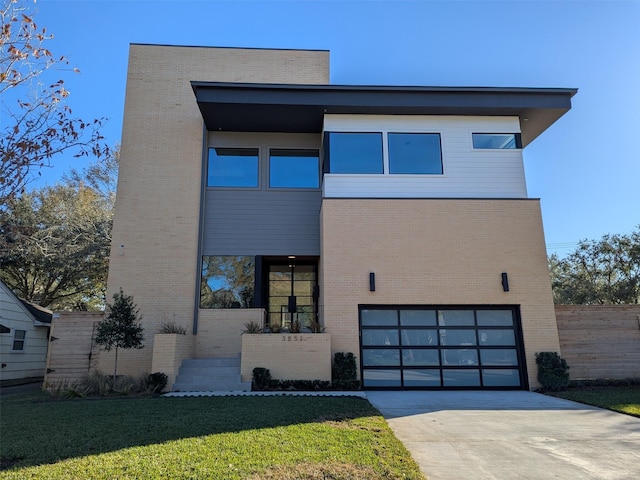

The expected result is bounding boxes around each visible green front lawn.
[0,393,424,479]
[548,385,640,417]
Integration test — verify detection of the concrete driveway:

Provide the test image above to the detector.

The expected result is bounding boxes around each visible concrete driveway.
[366,391,640,480]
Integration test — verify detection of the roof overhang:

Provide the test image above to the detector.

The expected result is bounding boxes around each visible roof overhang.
[191,82,577,146]
[19,299,53,325]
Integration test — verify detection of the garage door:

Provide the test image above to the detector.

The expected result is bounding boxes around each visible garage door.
[359,306,527,389]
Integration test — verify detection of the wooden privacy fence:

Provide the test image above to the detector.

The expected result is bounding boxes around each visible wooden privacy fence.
[44,311,103,388]
[555,305,640,380]
[43,307,639,387]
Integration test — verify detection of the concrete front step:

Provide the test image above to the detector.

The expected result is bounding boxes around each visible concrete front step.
[178,366,241,376]
[176,374,244,384]
[181,357,240,368]
[173,357,250,392]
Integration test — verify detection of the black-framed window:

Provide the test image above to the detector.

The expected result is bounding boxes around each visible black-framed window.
[472,133,522,149]
[207,148,259,187]
[388,133,442,174]
[269,149,319,188]
[200,256,255,308]
[325,132,383,174]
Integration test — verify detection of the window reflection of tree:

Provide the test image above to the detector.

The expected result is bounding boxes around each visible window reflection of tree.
[362,330,398,346]
[200,256,255,308]
[401,329,435,346]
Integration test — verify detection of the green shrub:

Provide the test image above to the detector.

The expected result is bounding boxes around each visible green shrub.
[252,367,272,391]
[275,379,333,391]
[536,351,570,391]
[158,322,187,335]
[269,323,282,333]
[49,372,167,397]
[251,359,362,392]
[146,372,168,393]
[327,352,361,390]
[112,375,141,395]
[243,321,263,334]
[309,319,325,333]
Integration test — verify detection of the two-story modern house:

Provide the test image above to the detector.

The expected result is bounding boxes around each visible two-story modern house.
[100,44,576,390]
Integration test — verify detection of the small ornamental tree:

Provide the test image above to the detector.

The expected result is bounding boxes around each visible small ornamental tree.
[95,288,144,383]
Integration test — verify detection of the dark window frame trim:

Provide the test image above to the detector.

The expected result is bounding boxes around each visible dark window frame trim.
[387,131,444,175]
[358,304,528,390]
[471,133,523,150]
[267,147,322,190]
[206,146,262,189]
[199,255,257,309]
[261,258,320,327]
[323,130,446,176]
[323,131,384,175]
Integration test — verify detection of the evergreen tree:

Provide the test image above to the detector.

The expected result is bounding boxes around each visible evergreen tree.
[94,289,144,383]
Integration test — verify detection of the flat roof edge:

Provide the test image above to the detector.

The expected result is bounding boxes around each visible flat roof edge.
[191,81,578,96]
[130,43,330,53]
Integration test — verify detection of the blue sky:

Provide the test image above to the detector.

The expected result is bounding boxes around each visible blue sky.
[26,0,640,255]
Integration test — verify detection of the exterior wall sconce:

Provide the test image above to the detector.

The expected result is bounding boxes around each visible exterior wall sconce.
[119,244,125,256]
[369,272,376,292]
[501,272,509,292]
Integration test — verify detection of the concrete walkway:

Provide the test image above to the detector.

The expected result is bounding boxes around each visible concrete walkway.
[366,390,640,480]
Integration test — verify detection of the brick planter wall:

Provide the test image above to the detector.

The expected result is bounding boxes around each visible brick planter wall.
[241,333,331,382]
[151,333,195,391]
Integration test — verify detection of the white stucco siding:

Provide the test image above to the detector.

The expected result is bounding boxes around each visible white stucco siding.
[322,115,527,198]
[0,284,49,381]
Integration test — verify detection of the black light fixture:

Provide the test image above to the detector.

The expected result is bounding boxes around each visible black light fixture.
[288,295,297,313]
[501,272,509,292]
[369,272,376,292]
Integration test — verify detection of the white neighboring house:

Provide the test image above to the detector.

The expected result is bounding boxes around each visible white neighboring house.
[0,281,52,383]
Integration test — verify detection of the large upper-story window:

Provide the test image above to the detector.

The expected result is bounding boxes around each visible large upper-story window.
[388,133,442,174]
[326,133,383,174]
[472,133,522,149]
[208,148,259,187]
[269,149,319,188]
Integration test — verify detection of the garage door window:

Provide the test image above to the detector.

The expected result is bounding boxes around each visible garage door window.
[360,306,526,389]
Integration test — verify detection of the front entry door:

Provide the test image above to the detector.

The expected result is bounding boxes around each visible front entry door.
[266,260,317,330]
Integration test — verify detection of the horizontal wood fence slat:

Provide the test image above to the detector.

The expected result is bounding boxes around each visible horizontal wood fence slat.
[556,305,640,380]
[44,312,104,388]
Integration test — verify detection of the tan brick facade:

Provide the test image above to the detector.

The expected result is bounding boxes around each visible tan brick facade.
[106,44,563,390]
[241,334,332,382]
[320,198,561,389]
[150,333,195,391]
[102,45,330,376]
[196,309,265,358]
